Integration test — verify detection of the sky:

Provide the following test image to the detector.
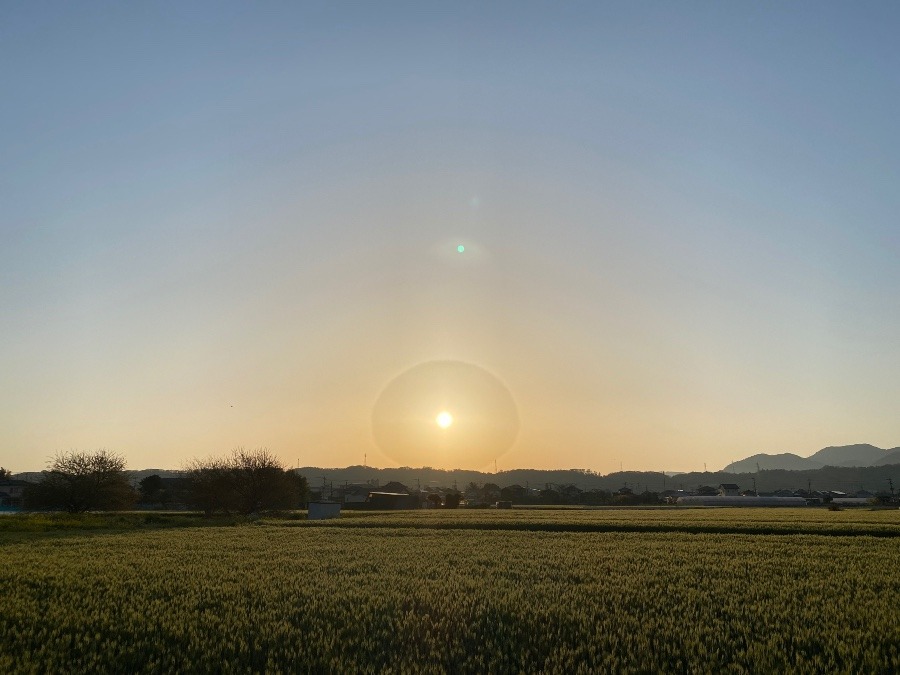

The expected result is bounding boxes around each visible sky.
[2,1,899,473]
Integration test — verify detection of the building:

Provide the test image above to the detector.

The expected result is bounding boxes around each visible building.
[364,492,421,510]
[718,483,740,496]
[341,484,373,504]
[677,495,808,506]
[308,502,341,520]
[0,478,29,509]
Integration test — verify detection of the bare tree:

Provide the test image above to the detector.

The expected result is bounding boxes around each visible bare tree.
[183,456,237,515]
[184,448,307,515]
[24,450,135,513]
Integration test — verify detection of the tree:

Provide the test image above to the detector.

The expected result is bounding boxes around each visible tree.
[481,483,502,503]
[0,467,11,480]
[184,448,308,515]
[24,450,135,513]
[183,457,236,515]
[138,474,175,508]
[229,448,305,514]
[500,484,528,503]
[539,488,560,505]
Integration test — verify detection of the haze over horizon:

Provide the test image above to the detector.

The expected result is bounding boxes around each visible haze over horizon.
[3,3,899,474]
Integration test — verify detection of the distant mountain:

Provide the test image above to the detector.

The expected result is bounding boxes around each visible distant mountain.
[11,471,42,483]
[809,444,887,467]
[13,462,900,497]
[127,468,184,482]
[725,444,900,473]
[724,453,822,473]
[13,468,184,485]
[873,448,900,466]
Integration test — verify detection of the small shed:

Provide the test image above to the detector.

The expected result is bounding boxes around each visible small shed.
[308,502,342,520]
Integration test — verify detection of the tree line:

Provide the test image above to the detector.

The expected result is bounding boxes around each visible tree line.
[21,448,308,514]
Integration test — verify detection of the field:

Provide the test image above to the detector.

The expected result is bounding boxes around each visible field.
[2,508,899,673]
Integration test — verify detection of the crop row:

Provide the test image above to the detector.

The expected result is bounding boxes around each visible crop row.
[282,505,900,537]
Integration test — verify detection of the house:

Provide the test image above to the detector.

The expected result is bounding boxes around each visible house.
[380,481,409,494]
[341,484,372,504]
[661,489,687,504]
[718,483,740,496]
[365,492,420,510]
[0,478,29,509]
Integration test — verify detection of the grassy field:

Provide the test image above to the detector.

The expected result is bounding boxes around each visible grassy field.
[1,508,899,673]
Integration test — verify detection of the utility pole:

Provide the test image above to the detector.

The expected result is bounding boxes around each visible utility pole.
[751,476,757,496]
[888,477,895,496]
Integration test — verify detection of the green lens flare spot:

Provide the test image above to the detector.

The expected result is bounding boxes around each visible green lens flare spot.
[457,245,465,253]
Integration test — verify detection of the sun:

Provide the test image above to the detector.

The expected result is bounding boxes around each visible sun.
[435,411,453,429]
[372,360,520,468]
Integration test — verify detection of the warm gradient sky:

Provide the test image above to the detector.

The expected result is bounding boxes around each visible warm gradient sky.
[3,2,899,473]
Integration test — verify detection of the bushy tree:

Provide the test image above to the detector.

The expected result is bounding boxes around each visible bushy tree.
[443,492,461,509]
[185,448,307,515]
[183,456,238,515]
[24,450,136,513]
[230,448,306,514]
[137,474,176,508]
[500,484,528,503]
[481,482,502,503]
[539,488,560,505]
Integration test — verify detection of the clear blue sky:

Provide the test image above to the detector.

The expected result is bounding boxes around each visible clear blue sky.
[2,2,899,472]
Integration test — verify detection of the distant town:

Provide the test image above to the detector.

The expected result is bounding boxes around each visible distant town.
[3,443,898,511]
